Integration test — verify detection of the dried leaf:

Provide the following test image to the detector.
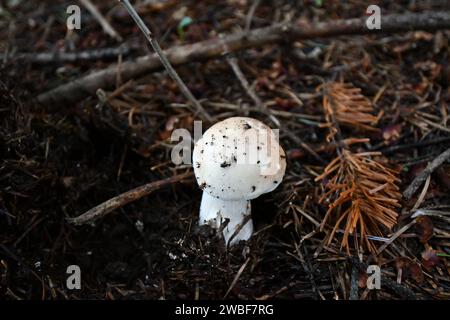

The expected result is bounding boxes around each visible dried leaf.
[415,216,434,243]
[287,148,304,160]
[274,97,296,109]
[382,123,402,144]
[436,167,450,190]
[358,271,368,288]
[395,257,424,283]
[421,248,442,270]
[413,31,434,41]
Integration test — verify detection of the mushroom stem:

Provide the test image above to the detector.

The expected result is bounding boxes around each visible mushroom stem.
[199,192,253,245]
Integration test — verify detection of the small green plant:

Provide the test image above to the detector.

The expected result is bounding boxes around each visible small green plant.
[177,16,193,42]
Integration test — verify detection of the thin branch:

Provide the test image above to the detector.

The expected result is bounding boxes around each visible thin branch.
[376,220,416,255]
[223,257,251,298]
[221,35,279,125]
[226,55,263,109]
[377,136,450,154]
[67,171,193,225]
[2,46,130,64]
[403,146,450,199]
[245,0,262,34]
[283,128,327,165]
[119,0,211,121]
[36,11,450,108]
[224,47,325,163]
[80,0,122,41]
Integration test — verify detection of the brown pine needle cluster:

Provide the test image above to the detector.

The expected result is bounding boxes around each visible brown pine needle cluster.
[315,150,401,254]
[316,82,401,254]
[320,82,380,141]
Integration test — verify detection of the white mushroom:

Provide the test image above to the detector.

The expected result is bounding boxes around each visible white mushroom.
[193,117,286,245]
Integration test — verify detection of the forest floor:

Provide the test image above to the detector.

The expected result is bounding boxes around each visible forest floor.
[1,0,450,299]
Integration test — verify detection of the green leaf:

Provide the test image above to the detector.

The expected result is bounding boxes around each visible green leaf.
[177,16,193,41]
[437,252,450,258]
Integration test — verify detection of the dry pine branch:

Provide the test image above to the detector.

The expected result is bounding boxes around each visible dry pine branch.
[320,82,379,141]
[316,82,401,254]
[316,150,401,254]
[67,171,193,225]
[36,11,450,107]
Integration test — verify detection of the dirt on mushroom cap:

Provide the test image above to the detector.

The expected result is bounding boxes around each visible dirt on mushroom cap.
[193,117,286,201]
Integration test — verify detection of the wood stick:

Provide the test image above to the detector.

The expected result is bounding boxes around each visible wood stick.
[221,35,279,125]
[119,0,212,121]
[37,11,450,108]
[244,0,262,34]
[2,46,130,64]
[67,171,193,225]
[403,147,450,199]
[80,0,122,41]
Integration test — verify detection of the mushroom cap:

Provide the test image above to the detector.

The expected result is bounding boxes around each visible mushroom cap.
[193,117,286,201]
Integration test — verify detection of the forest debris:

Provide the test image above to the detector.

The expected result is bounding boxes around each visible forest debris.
[119,0,211,121]
[349,264,359,300]
[395,257,424,284]
[244,0,262,34]
[383,277,419,300]
[80,0,123,41]
[225,52,271,119]
[403,147,450,199]
[321,82,379,141]
[382,123,403,144]
[411,175,431,211]
[36,11,450,107]
[376,219,416,255]
[414,215,434,243]
[379,137,450,155]
[1,46,131,64]
[223,257,251,298]
[422,248,442,270]
[67,171,193,225]
[4,0,450,300]
[436,167,450,190]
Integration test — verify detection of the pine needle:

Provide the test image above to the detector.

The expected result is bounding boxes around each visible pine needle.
[316,82,401,254]
[316,150,401,254]
[320,82,379,142]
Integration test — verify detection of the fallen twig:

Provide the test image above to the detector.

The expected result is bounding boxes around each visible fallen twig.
[377,136,450,154]
[376,220,416,255]
[349,257,418,299]
[244,0,262,34]
[37,11,450,108]
[223,257,251,298]
[2,46,131,64]
[80,0,123,41]
[283,128,327,165]
[119,0,211,121]
[225,53,263,111]
[403,147,450,199]
[67,171,193,225]
[382,277,419,300]
[224,52,280,126]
